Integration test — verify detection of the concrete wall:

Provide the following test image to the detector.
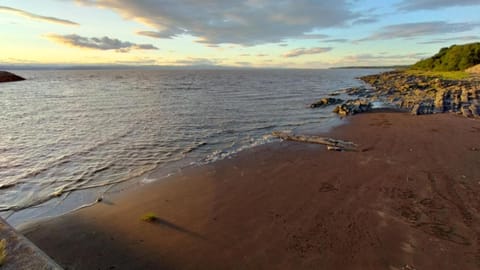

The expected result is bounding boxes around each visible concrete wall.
[0,218,62,270]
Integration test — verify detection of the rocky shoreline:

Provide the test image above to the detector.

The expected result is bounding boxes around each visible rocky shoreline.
[0,71,25,83]
[313,71,480,118]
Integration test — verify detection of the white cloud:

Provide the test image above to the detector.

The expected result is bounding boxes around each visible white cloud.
[417,35,480,44]
[0,5,78,25]
[359,21,479,41]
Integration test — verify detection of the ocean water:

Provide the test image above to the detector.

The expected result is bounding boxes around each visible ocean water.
[0,68,384,226]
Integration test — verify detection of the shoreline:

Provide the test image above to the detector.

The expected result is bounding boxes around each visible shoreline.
[22,111,480,269]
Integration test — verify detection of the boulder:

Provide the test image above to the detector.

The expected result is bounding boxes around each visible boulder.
[310,98,344,108]
[333,99,372,116]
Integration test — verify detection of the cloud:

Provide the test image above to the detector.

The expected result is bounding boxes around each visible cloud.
[46,34,158,52]
[284,47,332,57]
[330,52,428,66]
[115,58,158,65]
[290,34,330,40]
[342,52,428,62]
[0,5,78,25]
[417,35,480,44]
[352,17,378,25]
[234,61,252,66]
[397,0,480,11]
[359,21,479,41]
[174,58,219,66]
[323,38,349,43]
[73,0,357,45]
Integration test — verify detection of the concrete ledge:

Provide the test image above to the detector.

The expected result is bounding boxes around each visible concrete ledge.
[0,218,62,269]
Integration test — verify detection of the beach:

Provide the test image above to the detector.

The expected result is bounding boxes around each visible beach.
[22,111,480,270]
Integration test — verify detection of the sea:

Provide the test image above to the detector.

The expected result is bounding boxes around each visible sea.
[0,68,385,226]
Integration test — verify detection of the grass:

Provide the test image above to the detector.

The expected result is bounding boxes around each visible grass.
[0,239,6,266]
[405,69,470,80]
[141,212,158,223]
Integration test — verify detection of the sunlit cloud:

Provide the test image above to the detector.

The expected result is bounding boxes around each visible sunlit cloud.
[46,34,158,52]
[73,0,357,45]
[417,35,480,44]
[284,47,332,58]
[114,58,158,65]
[332,52,429,66]
[0,5,79,26]
[174,57,219,66]
[358,21,479,41]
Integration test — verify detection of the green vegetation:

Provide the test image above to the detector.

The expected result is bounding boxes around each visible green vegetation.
[404,70,470,80]
[411,42,480,71]
[0,239,6,266]
[141,212,158,222]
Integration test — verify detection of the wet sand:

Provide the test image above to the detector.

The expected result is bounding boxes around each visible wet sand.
[22,112,480,269]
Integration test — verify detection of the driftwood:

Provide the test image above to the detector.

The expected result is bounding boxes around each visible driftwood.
[272,131,358,151]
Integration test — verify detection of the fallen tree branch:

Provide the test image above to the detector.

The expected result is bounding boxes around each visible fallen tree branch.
[272,131,358,151]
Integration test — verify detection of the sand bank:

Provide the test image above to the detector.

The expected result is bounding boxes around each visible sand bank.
[23,112,480,269]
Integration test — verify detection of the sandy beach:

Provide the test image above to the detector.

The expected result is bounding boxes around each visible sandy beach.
[22,111,480,270]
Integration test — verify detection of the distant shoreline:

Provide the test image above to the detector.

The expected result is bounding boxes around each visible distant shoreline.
[330,65,409,69]
[0,65,398,71]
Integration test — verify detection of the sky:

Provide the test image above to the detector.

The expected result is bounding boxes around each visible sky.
[0,0,479,68]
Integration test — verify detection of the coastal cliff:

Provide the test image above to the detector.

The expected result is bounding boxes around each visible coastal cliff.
[0,71,25,83]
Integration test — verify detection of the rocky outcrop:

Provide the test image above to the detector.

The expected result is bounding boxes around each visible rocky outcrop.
[358,71,480,117]
[333,99,372,116]
[314,71,480,118]
[0,71,25,83]
[310,98,343,108]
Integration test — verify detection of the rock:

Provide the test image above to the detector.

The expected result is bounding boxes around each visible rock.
[345,87,367,96]
[333,99,372,116]
[434,90,446,112]
[470,104,480,117]
[310,98,344,108]
[355,70,480,118]
[461,105,473,118]
[411,104,421,115]
[0,71,25,83]
[310,70,479,118]
[411,102,434,115]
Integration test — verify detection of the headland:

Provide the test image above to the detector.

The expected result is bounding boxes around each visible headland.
[0,71,25,83]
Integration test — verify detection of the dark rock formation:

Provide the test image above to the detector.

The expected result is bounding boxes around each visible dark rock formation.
[358,71,480,117]
[310,97,344,108]
[333,99,372,116]
[312,70,480,118]
[0,71,25,83]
